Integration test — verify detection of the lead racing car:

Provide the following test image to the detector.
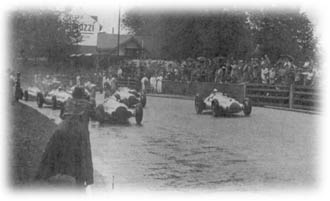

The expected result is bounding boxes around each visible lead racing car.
[113,87,147,108]
[194,89,252,117]
[94,96,143,125]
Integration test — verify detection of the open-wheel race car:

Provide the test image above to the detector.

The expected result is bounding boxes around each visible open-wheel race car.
[113,87,147,108]
[194,89,252,117]
[66,82,96,102]
[23,78,69,109]
[94,96,143,125]
[25,85,72,109]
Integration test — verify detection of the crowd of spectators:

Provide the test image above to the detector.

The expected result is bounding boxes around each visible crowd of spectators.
[110,55,320,87]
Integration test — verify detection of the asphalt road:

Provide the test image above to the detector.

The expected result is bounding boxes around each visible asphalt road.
[21,94,318,191]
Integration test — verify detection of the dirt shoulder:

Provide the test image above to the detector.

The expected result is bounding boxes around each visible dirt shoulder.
[9,101,57,187]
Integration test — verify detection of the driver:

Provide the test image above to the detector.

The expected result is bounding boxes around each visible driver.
[206,88,218,102]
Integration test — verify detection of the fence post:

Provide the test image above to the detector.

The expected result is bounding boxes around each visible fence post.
[243,83,247,99]
[289,84,294,109]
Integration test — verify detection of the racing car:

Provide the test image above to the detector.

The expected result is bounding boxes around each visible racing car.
[94,96,143,125]
[66,82,96,101]
[23,78,66,109]
[194,89,252,117]
[26,86,72,109]
[113,87,147,108]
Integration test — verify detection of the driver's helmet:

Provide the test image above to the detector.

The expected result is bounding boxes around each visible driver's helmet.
[114,93,121,100]
[212,88,218,93]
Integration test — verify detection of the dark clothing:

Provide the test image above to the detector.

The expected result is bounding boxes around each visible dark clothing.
[36,99,94,185]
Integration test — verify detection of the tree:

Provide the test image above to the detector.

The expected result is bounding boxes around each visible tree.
[10,8,82,63]
[123,9,254,59]
[122,8,317,63]
[248,9,317,62]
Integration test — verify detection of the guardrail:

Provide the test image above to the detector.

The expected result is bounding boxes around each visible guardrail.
[245,83,319,111]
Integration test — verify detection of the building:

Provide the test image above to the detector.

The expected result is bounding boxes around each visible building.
[68,12,160,69]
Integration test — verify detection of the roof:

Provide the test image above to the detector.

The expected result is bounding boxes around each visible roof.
[97,33,133,50]
[96,32,161,58]
[76,45,98,54]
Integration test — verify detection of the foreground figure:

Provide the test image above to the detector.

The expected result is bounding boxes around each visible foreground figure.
[35,87,94,187]
[195,89,252,117]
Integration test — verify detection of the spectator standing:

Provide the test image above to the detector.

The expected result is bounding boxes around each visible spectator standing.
[36,87,94,187]
[269,67,276,85]
[117,67,123,79]
[141,74,149,92]
[109,74,118,96]
[150,74,157,93]
[156,74,163,94]
[304,68,314,86]
[261,65,269,84]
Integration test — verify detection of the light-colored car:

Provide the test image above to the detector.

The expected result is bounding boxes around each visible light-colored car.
[195,90,252,117]
[113,87,146,108]
[94,96,143,125]
[36,87,72,109]
[24,79,66,109]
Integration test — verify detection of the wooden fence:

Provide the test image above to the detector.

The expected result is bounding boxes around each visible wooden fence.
[245,83,319,111]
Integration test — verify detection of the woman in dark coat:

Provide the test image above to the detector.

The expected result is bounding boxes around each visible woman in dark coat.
[35,87,94,187]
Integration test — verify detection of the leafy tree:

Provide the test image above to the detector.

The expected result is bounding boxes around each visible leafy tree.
[123,8,317,63]
[241,9,316,62]
[10,9,82,63]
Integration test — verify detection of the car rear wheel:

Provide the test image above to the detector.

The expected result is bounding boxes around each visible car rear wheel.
[243,98,252,116]
[141,93,147,107]
[24,90,29,101]
[37,93,43,108]
[95,104,105,124]
[52,96,57,110]
[195,94,204,114]
[135,103,143,125]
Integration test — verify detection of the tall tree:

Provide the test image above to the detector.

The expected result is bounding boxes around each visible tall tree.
[10,9,82,63]
[122,8,317,62]
[248,9,317,62]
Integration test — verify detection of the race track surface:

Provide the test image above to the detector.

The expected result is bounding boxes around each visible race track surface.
[21,94,318,191]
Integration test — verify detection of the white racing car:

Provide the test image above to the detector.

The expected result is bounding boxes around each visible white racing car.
[24,79,71,109]
[113,87,147,108]
[194,89,252,117]
[94,96,143,125]
[29,86,71,109]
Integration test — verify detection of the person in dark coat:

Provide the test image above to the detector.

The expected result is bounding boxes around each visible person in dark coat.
[35,87,94,187]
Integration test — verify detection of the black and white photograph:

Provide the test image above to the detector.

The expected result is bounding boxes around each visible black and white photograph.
[1,0,329,200]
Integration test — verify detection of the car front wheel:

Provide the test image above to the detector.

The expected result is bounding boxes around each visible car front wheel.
[195,94,204,114]
[37,93,43,108]
[243,98,252,116]
[95,104,105,124]
[135,103,143,125]
[24,90,29,101]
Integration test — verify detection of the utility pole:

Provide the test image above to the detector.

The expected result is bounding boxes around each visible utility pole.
[117,7,121,57]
